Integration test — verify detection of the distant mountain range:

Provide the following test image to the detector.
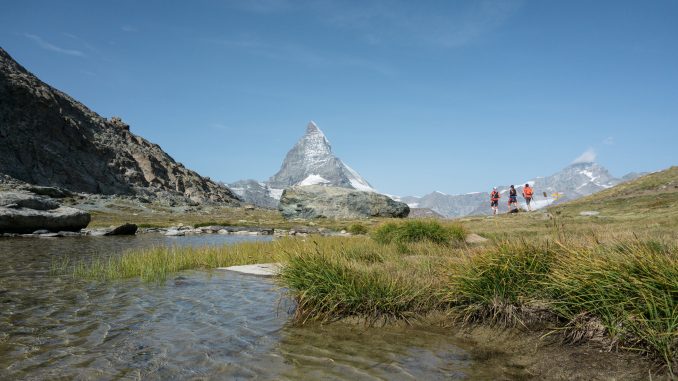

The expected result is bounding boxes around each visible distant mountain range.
[230,120,645,217]
[228,121,375,207]
[396,162,645,218]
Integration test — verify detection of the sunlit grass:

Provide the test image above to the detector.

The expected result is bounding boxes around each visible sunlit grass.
[371,220,466,245]
[278,236,677,372]
[66,240,287,282]
[546,240,678,372]
[64,224,677,372]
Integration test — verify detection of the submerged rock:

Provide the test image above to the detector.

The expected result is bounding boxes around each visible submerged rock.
[279,185,409,219]
[0,192,90,233]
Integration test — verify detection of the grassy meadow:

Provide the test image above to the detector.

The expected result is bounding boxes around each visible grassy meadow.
[63,167,678,373]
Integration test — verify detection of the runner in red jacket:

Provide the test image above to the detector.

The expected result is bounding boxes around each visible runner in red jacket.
[490,187,500,215]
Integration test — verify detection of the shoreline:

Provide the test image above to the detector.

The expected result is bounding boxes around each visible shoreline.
[0,223,351,239]
[317,314,658,380]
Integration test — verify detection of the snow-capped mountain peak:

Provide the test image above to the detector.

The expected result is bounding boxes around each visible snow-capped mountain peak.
[230,121,378,207]
[267,121,375,192]
[306,120,321,133]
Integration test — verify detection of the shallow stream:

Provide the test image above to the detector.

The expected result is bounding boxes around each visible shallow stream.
[0,235,525,380]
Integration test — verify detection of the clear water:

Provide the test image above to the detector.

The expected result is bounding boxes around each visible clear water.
[0,235,518,380]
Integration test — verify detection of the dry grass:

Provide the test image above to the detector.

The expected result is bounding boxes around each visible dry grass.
[64,168,678,373]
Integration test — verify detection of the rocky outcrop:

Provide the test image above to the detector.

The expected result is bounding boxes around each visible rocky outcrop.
[0,192,90,233]
[407,208,445,219]
[279,185,409,219]
[0,47,239,205]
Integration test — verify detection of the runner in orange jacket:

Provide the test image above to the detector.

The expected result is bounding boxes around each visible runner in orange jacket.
[522,184,534,211]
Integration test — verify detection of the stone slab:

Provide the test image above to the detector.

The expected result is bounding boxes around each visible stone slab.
[217,263,281,277]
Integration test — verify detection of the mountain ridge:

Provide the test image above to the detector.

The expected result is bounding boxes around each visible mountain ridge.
[0,47,240,205]
[398,161,644,218]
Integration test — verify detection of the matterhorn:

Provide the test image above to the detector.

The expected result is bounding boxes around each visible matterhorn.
[228,121,375,207]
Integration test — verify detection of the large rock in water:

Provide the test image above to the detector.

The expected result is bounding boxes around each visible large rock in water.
[279,185,409,219]
[0,47,239,205]
[0,192,90,233]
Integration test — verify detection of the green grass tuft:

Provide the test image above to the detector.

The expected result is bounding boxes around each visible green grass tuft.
[447,241,554,325]
[371,220,466,245]
[546,240,678,372]
[280,245,440,323]
[347,223,369,235]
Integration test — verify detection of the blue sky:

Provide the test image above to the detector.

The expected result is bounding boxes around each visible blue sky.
[2,0,676,196]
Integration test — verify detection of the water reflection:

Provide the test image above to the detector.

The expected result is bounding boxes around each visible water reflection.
[0,235,525,380]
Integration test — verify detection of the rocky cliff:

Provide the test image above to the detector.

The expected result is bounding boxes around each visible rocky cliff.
[0,47,239,205]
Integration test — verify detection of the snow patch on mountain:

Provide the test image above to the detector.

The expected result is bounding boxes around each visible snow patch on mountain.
[268,188,284,200]
[298,174,330,186]
[344,164,376,192]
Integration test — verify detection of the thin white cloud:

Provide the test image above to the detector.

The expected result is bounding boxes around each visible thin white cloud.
[24,33,85,57]
[603,136,614,145]
[121,25,139,33]
[207,37,395,75]
[227,0,522,48]
[572,148,597,164]
[227,0,292,13]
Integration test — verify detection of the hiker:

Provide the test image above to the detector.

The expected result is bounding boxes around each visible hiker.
[508,185,518,213]
[522,183,534,211]
[490,187,500,215]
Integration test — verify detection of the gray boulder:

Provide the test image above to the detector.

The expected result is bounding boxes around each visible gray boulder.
[0,191,60,210]
[0,192,90,233]
[104,223,138,236]
[279,185,409,219]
